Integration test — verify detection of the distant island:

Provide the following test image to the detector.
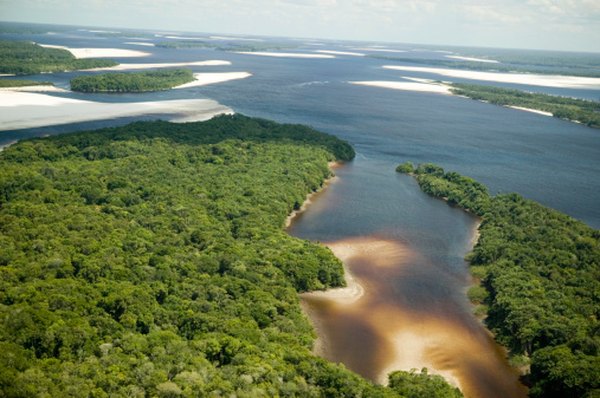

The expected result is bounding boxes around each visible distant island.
[370,53,600,78]
[450,83,600,129]
[397,162,600,398]
[70,69,195,93]
[0,40,117,75]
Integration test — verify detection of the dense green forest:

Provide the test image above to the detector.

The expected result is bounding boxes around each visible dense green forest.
[449,83,600,128]
[0,40,117,76]
[396,162,600,398]
[0,79,52,88]
[70,69,195,93]
[0,115,460,397]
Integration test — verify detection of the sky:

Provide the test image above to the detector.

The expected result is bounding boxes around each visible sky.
[1,0,599,52]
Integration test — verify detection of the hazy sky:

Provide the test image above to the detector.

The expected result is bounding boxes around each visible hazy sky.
[1,0,599,52]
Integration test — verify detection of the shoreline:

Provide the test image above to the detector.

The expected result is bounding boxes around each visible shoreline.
[284,161,340,228]
[288,169,527,396]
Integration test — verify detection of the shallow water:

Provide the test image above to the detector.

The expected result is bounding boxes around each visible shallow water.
[288,160,527,397]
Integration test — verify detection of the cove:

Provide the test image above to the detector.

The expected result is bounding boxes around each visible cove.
[288,157,528,398]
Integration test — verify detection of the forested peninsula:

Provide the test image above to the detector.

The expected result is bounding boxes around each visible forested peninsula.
[0,40,117,75]
[450,83,600,129]
[70,69,195,93]
[397,162,600,398]
[0,115,459,397]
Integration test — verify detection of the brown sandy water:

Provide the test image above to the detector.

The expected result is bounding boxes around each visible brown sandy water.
[290,162,527,398]
[301,237,527,398]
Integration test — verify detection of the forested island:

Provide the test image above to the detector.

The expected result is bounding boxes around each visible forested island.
[0,115,459,397]
[370,54,600,78]
[0,79,52,88]
[0,40,117,75]
[450,83,600,128]
[70,69,195,93]
[397,162,600,398]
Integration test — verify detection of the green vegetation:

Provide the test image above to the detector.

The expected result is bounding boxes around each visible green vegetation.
[388,368,463,398]
[0,40,117,76]
[0,79,52,88]
[0,113,422,397]
[397,163,600,398]
[70,69,195,93]
[395,161,415,174]
[450,83,600,128]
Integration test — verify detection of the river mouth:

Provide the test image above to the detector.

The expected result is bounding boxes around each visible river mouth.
[300,236,527,398]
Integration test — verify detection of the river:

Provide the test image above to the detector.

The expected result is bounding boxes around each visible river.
[288,160,527,397]
[2,24,599,397]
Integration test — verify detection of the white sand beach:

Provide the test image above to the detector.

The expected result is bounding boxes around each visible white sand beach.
[349,80,451,94]
[445,55,499,63]
[89,60,231,71]
[236,51,335,59]
[123,42,156,47]
[0,91,232,131]
[0,85,69,93]
[507,106,553,116]
[173,72,252,89]
[353,48,407,53]
[38,44,150,58]
[315,50,365,57]
[382,65,600,89]
[164,35,206,40]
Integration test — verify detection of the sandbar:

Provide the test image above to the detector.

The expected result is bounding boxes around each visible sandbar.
[383,65,600,89]
[0,86,69,93]
[349,80,451,94]
[164,35,207,40]
[38,44,150,58]
[353,47,407,53]
[315,50,365,57]
[507,106,553,116]
[0,91,232,131]
[445,55,499,63]
[88,60,231,71]
[123,42,156,47]
[235,51,335,59]
[173,72,252,89]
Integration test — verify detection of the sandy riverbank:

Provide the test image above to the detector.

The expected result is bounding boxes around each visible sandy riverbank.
[0,86,69,93]
[0,91,232,131]
[383,65,600,89]
[445,55,499,63]
[353,48,407,53]
[123,42,156,47]
[507,106,553,116]
[38,44,150,58]
[173,72,252,89]
[349,80,451,94]
[285,162,341,228]
[88,60,231,71]
[315,50,365,57]
[236,51,335,59]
